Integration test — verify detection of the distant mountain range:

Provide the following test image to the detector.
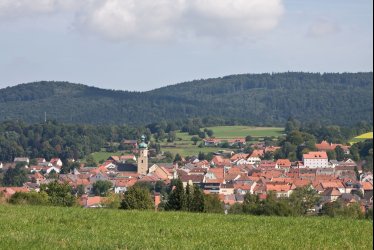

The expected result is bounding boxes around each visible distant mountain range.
[0,72,372,126]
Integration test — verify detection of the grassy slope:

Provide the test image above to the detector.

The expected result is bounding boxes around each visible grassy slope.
[88,127,285,160]
[90,151,126,163]
[159,131,219,157]
[0,205,372,250]
[206,126,284,138]
[159,127,284,157]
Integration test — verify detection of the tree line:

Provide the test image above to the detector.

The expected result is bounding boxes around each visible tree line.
[6,180,372,220]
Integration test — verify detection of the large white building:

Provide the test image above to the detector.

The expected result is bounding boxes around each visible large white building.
[303,151,329,168]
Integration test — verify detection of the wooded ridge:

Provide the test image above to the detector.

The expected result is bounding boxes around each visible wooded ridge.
[0,72,372,126]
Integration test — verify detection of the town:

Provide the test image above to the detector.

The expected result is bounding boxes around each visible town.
[1,133,372,216]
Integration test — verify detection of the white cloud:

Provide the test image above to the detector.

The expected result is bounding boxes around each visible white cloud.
[0,0,285,41]
[75,0,187,41]
[308,19,340,38]
[187,0,284,36]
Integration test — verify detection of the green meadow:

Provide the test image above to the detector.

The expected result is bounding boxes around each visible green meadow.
[159,126,284,157]
[159,131,219,157]
[205,126,284,139]
[89,126,285,160]
[0,205,372,250]
[90,151,125,163]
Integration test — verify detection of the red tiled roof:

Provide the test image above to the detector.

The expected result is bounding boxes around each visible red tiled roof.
[276,159,292,168]
[115,179,137,187]
[293,179,312,188]
[234,183,252,191]
[303,152,328,159]
[207,168,225,179]
[250,150,264,158]
[230,153,249,161]
[266,183,293,192]
[362,181,373,191]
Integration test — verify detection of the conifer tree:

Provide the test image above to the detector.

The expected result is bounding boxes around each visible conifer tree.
[165,179,186,211]
[185,183,193,211]
[191,185,205,212]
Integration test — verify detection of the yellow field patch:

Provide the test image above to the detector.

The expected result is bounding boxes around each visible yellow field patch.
[356,132,373,139]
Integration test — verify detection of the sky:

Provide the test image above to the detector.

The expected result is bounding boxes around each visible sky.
[0,0,372,91]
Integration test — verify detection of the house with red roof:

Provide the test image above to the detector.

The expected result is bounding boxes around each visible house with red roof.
[315,181,346,194]
[211,156,231,166]
[361,181,373,201]
[250,150,264,158]
[234,182,257,195]
[149,164,175,180]
[247,154,262,165]
[266,182,296,198]
[114,178,137,193]
[230,153,249,161]
[50,158,63,167]
[315,141,350,154]
[32,172,46,184]
[259,161,277,170]
[79,195,106,208]
[321,188,341,202]
[180,175,205,188]
[276,159,292,169]
[303,151,328,169]
[90,172,109,184]
[205,167,225,180]
[220,184,235,195]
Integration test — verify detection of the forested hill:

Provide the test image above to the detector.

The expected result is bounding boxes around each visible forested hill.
[0,72,372,126]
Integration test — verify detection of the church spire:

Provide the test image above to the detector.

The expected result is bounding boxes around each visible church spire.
[137,135,149,175]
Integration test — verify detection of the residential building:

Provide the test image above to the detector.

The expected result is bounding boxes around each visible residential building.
[303,152,328,168]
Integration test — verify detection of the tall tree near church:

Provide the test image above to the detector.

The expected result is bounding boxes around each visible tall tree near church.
[185,183,193,211]
[191,185,205,212]
[165,179,186,211]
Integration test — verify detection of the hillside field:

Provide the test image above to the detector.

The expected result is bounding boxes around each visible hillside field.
[159,126,284,157]
[0,205,372,250]
[90,151,126,163]
[350,132,373,144]
[205,126,284,139]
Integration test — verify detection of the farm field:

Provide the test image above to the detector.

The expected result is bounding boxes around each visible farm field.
[350,132,373,144]
[89,127,285,160]
[159,131,220,157]
[0,205,372,250]
[205,126,284,139]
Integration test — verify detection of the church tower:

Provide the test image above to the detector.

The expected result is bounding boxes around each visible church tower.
[137,135,148,175]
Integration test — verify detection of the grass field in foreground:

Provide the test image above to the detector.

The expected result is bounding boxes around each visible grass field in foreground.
[350,132,373,145]
[0,205,372,250]
[206,126,284,139]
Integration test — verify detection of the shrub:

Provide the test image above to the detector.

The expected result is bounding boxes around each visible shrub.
[9,192,49,206]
